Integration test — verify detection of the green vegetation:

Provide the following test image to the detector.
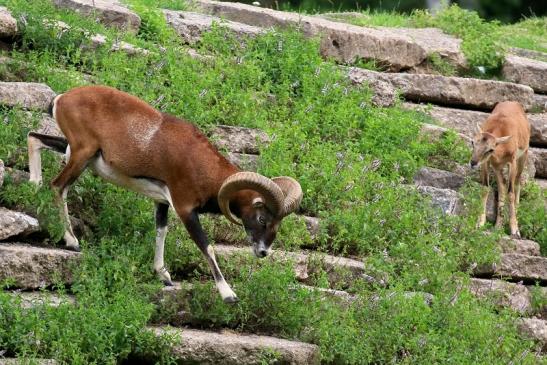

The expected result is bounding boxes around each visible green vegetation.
[0,0,545,363]
[327,5,546,75]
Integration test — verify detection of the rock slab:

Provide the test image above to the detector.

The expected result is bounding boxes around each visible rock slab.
[469,278,532,314]
[52,0,141,32]
[0,6,17,38]
[475,253,547,284]
[503,55,547,93]
[210,125,270,154]
[0,82,56,111]
[531,147,547,178]
[164,10,262,44]
[0,243,81,289]
[413,167,465,190]
[416,186,462,216]
[194,0,436,71]
[0,208,40,241]
[348,68,534,110]
[518,318,547,352]
[498,236,541,256]
[152,326,320,365]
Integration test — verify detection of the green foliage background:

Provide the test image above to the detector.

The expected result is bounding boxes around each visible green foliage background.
[0,0,545,363]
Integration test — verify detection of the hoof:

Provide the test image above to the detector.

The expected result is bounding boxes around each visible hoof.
[65,245,81,252]
[162,279,174,287]
[223,295,239,304]
[510,232,521,239]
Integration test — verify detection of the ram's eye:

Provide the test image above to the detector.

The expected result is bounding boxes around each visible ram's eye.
[258,216,266,226]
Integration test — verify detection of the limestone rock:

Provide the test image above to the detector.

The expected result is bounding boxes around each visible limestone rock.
[475,253,547,283]
[0,208,39,241]
[52,0,141,32]
[413,167,465,190]
[347,68,534,110]
[226,152,258,171]
[346,67,397,106]
[0,243,81,289]
[164,10,262,45]
[304,216,320,239]
[498,236,541,256]
[210,125,270,154]
[530,148,547,178]
[469,278,532,314]
[12,291,75,309]
[88,34,149,56]
[503,55,547,93]
[532,94,547,113]
[510,47,547,62]
[517,318,547,351]
[0,6,17,38]
[0,82,56,111]
[416,186,463,215]
[0,360,58,365]
[152,326,320,365]
[194,0,430,71]
[37,114,63,137]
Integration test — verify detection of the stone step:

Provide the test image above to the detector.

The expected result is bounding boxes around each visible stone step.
[503,55,547,94]
[531,147,547,178]
[518,318,547,352]
[164,10,262,45]
[0,360,58,365]
[52,0,141,33]
[0,208,40,241]
[150,326,320,365]
[404,103,547,147]
[499,237,541,256]
[474,253,547,284]
[213,244,372,288]
[8,290,75,309]
[0,82,56,111]
[348,68,535,111]
[0,243,81,289]
[192,0,465,72]
[536,178,547,191]
[469,278,546,315]
[0,6,17,38]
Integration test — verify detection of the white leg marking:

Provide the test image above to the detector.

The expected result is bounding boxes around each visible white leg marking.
[61,187,79,249]
[28,136,44,185]
[154,225,172,284]
[206,246,237,302]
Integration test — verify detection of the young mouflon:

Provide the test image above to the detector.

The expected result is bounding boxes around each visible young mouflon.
[470,101,530,238]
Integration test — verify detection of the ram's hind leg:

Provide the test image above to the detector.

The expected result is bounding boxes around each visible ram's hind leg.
[27,132,68,185]
[51,146,96,251]
[154,202,173,286]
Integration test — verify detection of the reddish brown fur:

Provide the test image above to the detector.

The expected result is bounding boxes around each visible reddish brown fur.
[53,85,257,217]
[471,101,531,237]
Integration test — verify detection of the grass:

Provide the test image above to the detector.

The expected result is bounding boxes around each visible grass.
[0,0,545,363]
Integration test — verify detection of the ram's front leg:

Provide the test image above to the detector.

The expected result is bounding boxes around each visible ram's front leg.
[180,209,238,304]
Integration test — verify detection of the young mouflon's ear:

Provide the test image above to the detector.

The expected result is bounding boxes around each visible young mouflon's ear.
[495,135,512,145]
[476,123,483,134]
[252,197,265,208]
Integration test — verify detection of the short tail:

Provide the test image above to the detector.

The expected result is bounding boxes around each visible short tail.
[28,132,68,154]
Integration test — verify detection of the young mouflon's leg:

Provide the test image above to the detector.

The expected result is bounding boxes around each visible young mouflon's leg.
[181,209,237,303]
[507,159,520,238]
[477,163,490,228]
[154,202,173,286]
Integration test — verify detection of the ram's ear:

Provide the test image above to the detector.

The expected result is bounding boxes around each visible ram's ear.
[495,135,512,145]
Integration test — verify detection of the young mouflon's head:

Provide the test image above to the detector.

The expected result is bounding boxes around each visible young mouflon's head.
[470,124,512,169]
[217,172,302,258]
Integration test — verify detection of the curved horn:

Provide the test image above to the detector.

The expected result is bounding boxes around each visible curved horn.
[218,172,285,225]
[272,176,303,216]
